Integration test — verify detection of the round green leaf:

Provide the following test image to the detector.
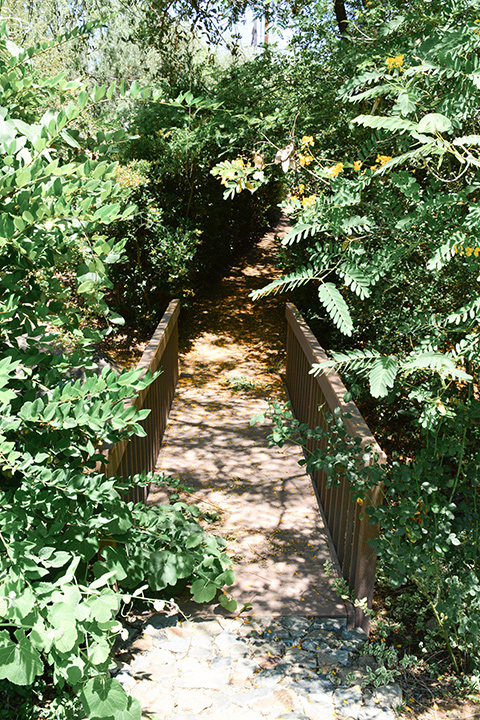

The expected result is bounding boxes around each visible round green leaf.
[417,113,452,134]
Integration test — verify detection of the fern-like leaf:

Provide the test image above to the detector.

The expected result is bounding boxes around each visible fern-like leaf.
[310,348,380,377]
[318,282,354,336]
[453,135,480,147]
[402,352,472,381]
[426,234,459,271]
[368,356,398,398]
[338,215,374,235]
[352,115,417,134]
[283,222,323,246]
[349,84,396,103]
[445,297,480,325]
[250,265,320,300]
[338,264,372,299]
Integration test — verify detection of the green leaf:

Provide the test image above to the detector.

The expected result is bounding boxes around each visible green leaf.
[89,570,118,590]
[147,550,195,590]
[218,594,237,612]
[0,631,17,679]
[352,115,416,133]
[426,234,459,270]
[318,283,354,336]
[0,630,43,685]
[80,676,129,719]
[417,113,452,134]
[85,590,120,623]
[117,696,142,720]
[368,356,398,398]
[88,640,111,665]
[48,603,78,652]
[191,579,217,603]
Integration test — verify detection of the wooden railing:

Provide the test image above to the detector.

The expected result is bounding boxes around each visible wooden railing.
[285,303,386,630]
[102,299,180,503]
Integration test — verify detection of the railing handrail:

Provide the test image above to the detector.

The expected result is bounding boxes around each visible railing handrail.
[286,303,385,457]
[102,299,180,488]
[131,299,180,412]
[285,302,385,630]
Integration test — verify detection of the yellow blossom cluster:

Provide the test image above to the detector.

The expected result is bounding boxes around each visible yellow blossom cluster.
[376,154,392,166]
[455,245,480,256]
[298,153,313,166]
[370,154,392,171]
[327,162,344,178]
[386,54,405,69]
[298,183,305,194]
[301,135,315,147]
[353,160,362,171]
[302,194,317,208]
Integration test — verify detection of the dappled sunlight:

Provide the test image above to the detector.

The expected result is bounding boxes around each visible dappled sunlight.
[150,220,346,620]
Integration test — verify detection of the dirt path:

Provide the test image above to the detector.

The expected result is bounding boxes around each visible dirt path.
[150,218,346,618]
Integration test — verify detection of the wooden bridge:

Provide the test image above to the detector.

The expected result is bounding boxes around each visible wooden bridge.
[102,298,385,631]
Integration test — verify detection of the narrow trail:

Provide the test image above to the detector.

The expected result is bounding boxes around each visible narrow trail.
[115,220,403,720]
[150,218,344,618]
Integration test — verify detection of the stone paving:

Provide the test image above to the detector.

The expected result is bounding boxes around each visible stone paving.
[116,612,402,719]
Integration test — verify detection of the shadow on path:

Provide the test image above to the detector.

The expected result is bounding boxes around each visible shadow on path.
[151,218,346,619]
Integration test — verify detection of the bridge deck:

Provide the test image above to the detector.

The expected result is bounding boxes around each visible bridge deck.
[149,223,347,620]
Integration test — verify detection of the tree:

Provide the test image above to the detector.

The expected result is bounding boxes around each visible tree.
[0,21,236,718]
[214,0,480,672]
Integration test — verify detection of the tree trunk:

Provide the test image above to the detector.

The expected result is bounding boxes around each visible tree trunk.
[334,0,349,36]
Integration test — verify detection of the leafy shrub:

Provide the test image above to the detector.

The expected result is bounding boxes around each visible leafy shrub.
[0,23,235,720]
[106,80,284,324]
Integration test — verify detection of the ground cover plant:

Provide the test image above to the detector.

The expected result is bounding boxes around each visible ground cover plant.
[0,23,237,719]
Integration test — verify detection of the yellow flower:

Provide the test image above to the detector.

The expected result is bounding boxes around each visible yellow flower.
[298,183,305,194]
[376,154,392,166]
[298,154,307,167]
[302,194,317,208]
[466,246,474,256]
[327,162,344,178]
[301,135,314,147]
[386,54,405,69]
[474,247,480,256]
[353,160,362,171]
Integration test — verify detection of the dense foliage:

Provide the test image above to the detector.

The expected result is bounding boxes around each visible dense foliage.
[0,23,236,719]
[215,0,480,680]
[2,0,480,709]
[107,84,283,322]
